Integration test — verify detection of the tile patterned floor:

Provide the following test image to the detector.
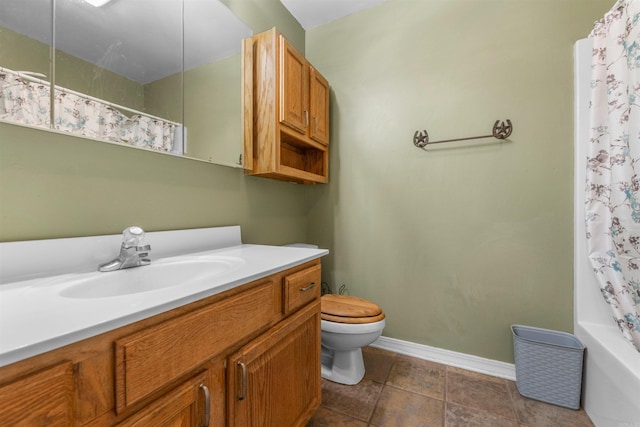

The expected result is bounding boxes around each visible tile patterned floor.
[307,347,595,427]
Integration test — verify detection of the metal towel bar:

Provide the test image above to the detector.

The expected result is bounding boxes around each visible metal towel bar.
[413,119,513,148]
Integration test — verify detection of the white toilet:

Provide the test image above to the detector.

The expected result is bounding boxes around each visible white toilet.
[320,294,386,385]
[282,244,385,385]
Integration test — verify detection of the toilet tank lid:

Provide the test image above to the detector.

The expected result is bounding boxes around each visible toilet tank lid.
[283,243,318,249]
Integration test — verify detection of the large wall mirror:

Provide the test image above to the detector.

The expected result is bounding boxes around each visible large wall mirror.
[0,0,251,168]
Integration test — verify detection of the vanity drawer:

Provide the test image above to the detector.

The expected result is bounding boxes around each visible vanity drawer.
[284,264,321,314]
[114,280,281,412]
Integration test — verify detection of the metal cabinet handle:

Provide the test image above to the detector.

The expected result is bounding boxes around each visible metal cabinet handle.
[314,116,318,133]
[304,110,309,128]
[199,383,210,427]
[237,361,247,401]
[299,282,316,292]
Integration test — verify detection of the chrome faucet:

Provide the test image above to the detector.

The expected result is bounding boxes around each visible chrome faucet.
[98,226,151,272]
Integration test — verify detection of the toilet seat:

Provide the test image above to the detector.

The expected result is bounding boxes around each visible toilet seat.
[321,294,385,324]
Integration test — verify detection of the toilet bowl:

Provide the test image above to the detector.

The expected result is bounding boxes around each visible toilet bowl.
[320,294,386,385]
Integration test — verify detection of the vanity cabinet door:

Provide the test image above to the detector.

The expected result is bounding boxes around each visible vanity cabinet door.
[0,361,73,427]
[228,300,321,427]
[116,372,210,427]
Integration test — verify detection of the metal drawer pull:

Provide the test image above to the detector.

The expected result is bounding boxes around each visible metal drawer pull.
[299,282,316,292]
[199,383,210,427]
[238,361,247,401]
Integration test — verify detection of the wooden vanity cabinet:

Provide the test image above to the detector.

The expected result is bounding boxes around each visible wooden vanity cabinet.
[0,260,322,427]
[116,371,210,427]
[113,280,282,412]
[0,361,74,426]
[228,302,321,427]
[243,28,330,184]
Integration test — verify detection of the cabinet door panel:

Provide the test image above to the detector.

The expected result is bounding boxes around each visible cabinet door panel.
[279,36,309,135]
[229,300,321,427]
[0,362,73,427]
[116,372,207,427]
[309,68,329,145]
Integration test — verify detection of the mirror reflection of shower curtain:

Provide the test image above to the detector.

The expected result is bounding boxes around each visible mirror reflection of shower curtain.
[0,67,179,153]
[585,0,640,353]
[0,71,50,127]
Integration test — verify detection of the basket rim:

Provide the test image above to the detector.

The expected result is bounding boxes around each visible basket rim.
[511,324,585,350]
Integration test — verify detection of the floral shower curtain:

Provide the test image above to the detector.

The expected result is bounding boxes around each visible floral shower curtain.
[0,71,50,127]
[54,91,177,152]
[586,0,640,353]
[0,69,178,153]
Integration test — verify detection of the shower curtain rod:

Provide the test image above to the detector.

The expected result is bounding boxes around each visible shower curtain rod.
[413,119,513,148]
[0,66,182,126]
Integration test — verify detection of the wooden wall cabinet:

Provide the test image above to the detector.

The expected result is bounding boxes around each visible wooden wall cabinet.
[243,28,330,184]
[0,260,322,427]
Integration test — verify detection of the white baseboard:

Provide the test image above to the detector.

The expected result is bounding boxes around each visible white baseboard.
[370,336,516,381]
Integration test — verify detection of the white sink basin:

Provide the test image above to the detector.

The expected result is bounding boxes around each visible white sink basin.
[59,256,245,299]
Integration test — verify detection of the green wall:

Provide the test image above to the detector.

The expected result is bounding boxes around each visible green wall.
[0,26,50,77]
[0,122,308,244]
[304,0,611,363]
[182,54,242,166]
[145,54,243,167]
[0,1,307,245]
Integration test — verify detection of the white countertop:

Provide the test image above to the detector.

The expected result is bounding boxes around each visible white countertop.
[0,227,328,367]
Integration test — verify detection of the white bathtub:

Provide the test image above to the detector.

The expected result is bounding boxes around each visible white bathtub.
[574,38,640,427]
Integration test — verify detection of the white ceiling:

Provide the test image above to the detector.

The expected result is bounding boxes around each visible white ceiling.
[280,0,389,30]
[0,0,387,84]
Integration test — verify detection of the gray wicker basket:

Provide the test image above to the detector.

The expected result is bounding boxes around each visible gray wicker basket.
[511,325,585,409]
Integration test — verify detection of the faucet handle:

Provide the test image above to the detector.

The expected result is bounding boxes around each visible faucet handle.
[122,226,145,248]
